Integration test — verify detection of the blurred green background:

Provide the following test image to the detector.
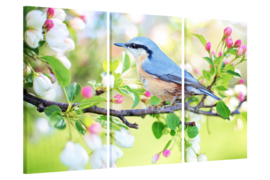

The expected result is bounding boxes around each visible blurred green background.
[24,9,107,173]
[185,18,247,161]
[110,13,183,167]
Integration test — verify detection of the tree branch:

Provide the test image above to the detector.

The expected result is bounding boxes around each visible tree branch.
[23,89,247,129]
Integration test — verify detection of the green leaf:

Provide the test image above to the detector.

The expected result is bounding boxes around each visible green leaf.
[112,72,121,80]
[209,68,215,76]
[41,56,71,87]
[170,130,176,136]
[122,53,130,73]
[65,83,82,102]
[111,60,120,72]
[129,88,140,109]
[44,105,62,117]
[103,60,108,72]
[226,70,241,77]
[216,101,231,118]
[203,70,210,81]
[216,86,228,91]
[114,78,123,88]
[227,48,237,55]
[150,96,161,106]
[152,121,165,139]
[203,57,214,66]
[166,113,180,130]
[193,34,207,47]
[79,96,106,109]
[75,121,86,135]
[186,126,199,138]
[163,140,172,150]
[119,85,140,108]
[50,112,66,129]
[214,57,222,65]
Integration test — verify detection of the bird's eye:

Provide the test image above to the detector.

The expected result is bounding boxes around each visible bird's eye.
[130,43,137,49]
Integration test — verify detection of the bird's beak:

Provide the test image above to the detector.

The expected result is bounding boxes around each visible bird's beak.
[114,43,126,47]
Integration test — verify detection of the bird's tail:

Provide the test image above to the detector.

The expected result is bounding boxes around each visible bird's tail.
[199,88,221,101]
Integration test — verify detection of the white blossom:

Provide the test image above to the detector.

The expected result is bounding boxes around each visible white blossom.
[186,153,198,162]
[90,145,123,169]
[102,73,115,88]
[197,153,207,162]
[64,38,75,52]
[90,145,107,169]
[45,19,69,52]
[52,9,66,22]
[69,17,86,31]
[60,141,89,170]
[110,144,124,164]
[26,10,46,30]
[24,29,43,48]
[25,10,46,48]
[234,84,247,96]
[84,133,102,150]
[33,74,52,96]
[228,97,240,111]
[114,129,135,148]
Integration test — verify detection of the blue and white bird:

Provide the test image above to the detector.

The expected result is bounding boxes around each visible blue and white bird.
[114,37,220,105]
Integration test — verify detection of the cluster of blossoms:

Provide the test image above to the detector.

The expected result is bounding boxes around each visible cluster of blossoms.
[24,8,87,96]
[59,117,135,169]
[184,112,207,162]
[205,27,247,61]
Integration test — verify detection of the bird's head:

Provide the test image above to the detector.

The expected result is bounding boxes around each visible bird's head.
[114,37,159,60]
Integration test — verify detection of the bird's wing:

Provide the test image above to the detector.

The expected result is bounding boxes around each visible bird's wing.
[142,58,200,86]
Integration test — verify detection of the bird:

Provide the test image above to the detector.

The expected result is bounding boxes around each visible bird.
[114,37,220,107]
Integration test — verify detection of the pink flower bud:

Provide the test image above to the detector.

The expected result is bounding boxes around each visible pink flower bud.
[194,68,198,74]
[234,39,242,48]
[81,86,93,99]
[163,149,171,157]
[232,62,235,66]
[43,19,54,32]
[237,46,243,56]
[47,73,56,83]
[218,51,223,57]
[224,59,230,65]
[211,51,215,56]
[113,94,124,104]
[144,91,151,97]
[224,27,232,37]
[80,15,86,22]
[89,122,102,135]
[152,154,160,163]
[47,8,55,19]
[205,42,211,51]
[242,45,247,54]
[239,79,244,84]
[237,92,245,101]
[226,38,233,49]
